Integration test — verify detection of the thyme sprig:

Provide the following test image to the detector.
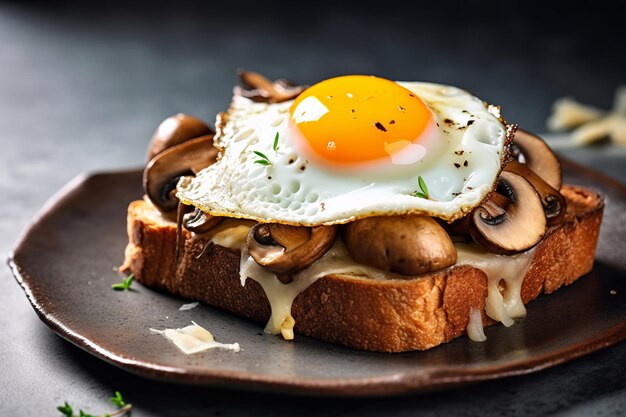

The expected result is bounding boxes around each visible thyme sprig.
[412,176,430,199]
[253,151,272,166]
[273,132,280,154]
[109,391,126,408]
[111,274,134,291]
[253,132,280,165]
[57,391,132,417]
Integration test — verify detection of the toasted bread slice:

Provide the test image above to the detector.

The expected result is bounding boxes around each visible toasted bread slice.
[121,185,603,352]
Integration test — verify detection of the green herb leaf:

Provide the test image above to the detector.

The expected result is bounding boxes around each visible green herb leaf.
[123,275,134,287]
[253,150,270,161]
[110,391,126,408]
[411,176,430,199]
[273,132,280,153]
[56,392,132,417]
[112,274,134,291]
[418,176,429,197]
[57,402,73,417]
[252,150,272,166]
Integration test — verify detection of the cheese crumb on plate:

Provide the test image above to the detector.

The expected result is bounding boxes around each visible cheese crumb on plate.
[179,301,199,311]
[150,321,241,354]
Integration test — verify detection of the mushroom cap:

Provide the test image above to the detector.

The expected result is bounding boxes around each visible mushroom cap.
[511,129,562,190]
[147,113,214,161]
[236,70,305,103]
[342,215,457,276]
[183,208,223,233]
[469,170,547,254]
[504,160,567,226]
[143,135,217,213]
[247,224,338,274]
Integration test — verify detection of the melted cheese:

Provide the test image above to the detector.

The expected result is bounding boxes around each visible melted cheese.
[456,243,535,327]
[466,307,487,342]
[150,321,240,353]
[211,224,387,338]
[241,239,387,337]
[209,223,536,341]
[209,223,253,249]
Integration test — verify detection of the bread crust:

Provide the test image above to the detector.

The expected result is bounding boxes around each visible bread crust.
[122,186,603,352]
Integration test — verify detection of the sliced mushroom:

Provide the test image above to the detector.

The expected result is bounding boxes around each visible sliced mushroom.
[510,129,562,190]
[247,223,337,274]
[237,70,305,103]
[147,113,214,161]
[183,208,223,233]
[505,160,567,226]
[469,170,547,254]
[143,135,217,213]
[342,215,457,276]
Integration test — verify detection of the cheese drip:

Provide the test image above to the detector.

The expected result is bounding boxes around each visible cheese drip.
[210,225,387,339]
[466,307,487,342]
[210,224,536,342]
[456,243,535,328]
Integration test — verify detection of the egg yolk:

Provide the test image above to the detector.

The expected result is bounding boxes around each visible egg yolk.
[289,75,434,166]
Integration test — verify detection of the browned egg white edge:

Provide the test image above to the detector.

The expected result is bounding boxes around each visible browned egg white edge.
[176,94,517,227]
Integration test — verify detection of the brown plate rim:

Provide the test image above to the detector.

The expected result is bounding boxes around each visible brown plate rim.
[7,157,626,397]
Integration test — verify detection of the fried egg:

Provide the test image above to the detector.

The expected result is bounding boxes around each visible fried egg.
[176,75,509,225]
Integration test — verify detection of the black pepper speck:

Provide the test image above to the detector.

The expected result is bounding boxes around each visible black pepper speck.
[374,122,387,132]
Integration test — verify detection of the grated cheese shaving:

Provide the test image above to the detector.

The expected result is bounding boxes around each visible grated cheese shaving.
[150,321,240,354]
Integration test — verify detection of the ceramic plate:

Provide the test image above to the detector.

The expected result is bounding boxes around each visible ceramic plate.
[8,158,626,397]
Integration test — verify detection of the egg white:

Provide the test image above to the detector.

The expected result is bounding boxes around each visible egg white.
[176,82,509,225]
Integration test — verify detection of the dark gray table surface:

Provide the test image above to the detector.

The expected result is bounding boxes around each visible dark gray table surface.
[2,2,626,416]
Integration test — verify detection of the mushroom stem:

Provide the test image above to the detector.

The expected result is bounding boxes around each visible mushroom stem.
[266,224,311,251]
[476,193,509,224]
[247,223,337,274]
[183,208,223,233]
[175,201,188,265]
[469,170,547,255]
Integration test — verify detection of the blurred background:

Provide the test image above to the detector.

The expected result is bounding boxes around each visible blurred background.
[3,0,625,222]
[1,1,626,415]
[2,0,625,158]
